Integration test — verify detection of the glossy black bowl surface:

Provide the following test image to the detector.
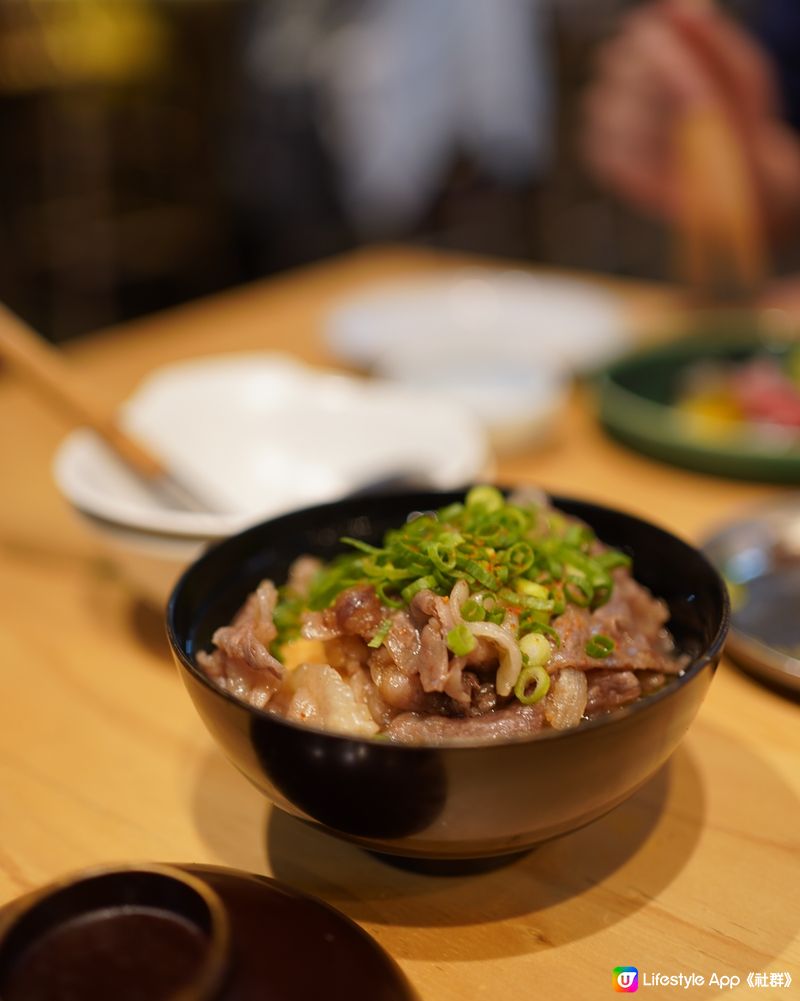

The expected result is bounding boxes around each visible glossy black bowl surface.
[167,491,729,861]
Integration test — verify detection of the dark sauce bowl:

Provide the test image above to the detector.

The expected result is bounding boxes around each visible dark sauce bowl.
[167,491,729,862]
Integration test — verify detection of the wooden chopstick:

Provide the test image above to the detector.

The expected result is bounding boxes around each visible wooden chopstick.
[0,303,214,513]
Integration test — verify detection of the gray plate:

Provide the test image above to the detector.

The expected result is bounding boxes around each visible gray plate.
[703,497,800,693]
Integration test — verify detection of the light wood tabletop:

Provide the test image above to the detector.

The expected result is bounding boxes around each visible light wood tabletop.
[0,246,798,999]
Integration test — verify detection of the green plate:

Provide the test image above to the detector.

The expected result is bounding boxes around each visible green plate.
[594,333,800,482]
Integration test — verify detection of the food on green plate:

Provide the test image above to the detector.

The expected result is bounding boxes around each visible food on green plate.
[198,487,687,743]
[677,349,800,439]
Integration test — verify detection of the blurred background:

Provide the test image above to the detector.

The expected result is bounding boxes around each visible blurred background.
[0,0,790,342]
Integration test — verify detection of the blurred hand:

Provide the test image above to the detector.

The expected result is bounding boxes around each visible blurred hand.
[581,0,800,236]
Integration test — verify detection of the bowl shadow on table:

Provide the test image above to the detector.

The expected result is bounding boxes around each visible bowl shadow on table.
[128,597,174,661]
[191,741,694,962]
[264,750,698,962]
[190,723,800,964]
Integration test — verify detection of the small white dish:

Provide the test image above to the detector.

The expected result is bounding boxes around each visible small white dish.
[53,352,491,602]
[324,269,623,452]
[325,268,628,375]
[375,351,568,454]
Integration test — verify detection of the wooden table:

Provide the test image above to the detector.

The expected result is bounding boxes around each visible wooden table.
[1,247,798,999]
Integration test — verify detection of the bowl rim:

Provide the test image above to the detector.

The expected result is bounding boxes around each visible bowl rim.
[166,489,730,750]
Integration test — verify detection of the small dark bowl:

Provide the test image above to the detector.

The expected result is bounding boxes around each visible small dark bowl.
[167,491,729,863]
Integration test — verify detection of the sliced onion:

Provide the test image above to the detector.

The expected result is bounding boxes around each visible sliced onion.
[544,668,588,730]
[448,579,470,623]
[464,620,522,697]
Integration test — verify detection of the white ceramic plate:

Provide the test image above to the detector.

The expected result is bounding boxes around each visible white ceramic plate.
[325,268,628,374]
[53,353,491,539]
[324,269,624,451]
[372,351,568,454]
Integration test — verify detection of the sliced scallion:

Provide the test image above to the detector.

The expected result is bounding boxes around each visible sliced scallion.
[519,632,552,667]
[585,634,615,658]
[367,619,393,649]
[460,598,486,622]
[400,575,438,604]
[446,624,476,656]
[514,663,551,705]
[465,484,505,512]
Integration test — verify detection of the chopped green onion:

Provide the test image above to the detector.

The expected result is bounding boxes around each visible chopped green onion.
[460,598,486,622]
[465,484,504,512]
[374,580,404,608]
[564,576,593,607]
[400,575,438,604]
[519,632,552,667]
[590,581,613,608]
[427,541,458,573]
[437,502,464,522]
[563,522,594,548]
[271,488,633,658]
[515,578,549,600]
[464,559,500,591]
[549,584,566,616]
[596,550,632,571]
[340,536,382,555]
[514,663,551,705]
[446,624,476,656]
[518,618,561,647]
[367,619,393,648]
[499,587,554,612]
[585,634,615,658]
[361,558,414,581]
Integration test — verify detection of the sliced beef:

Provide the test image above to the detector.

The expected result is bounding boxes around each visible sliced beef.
[383,611,422,673]
[331,585,385,638]
[417,621,449,692]
[200,547,686,742]
[549,571,687,674]
[637,670,667,694]
[323,634,371,676]
[585,669,641,717]
[409,588,456,633]
[367,646,433,714]
[462,673,499,716]
[197,580,284,709]
[409,588,439,627]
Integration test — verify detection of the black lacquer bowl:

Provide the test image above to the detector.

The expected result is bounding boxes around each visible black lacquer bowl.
[167,491,729,862]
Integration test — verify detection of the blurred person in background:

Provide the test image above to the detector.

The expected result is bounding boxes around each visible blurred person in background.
[8,0,799,342]
[226,0,556,274]
[581,0,800,245]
